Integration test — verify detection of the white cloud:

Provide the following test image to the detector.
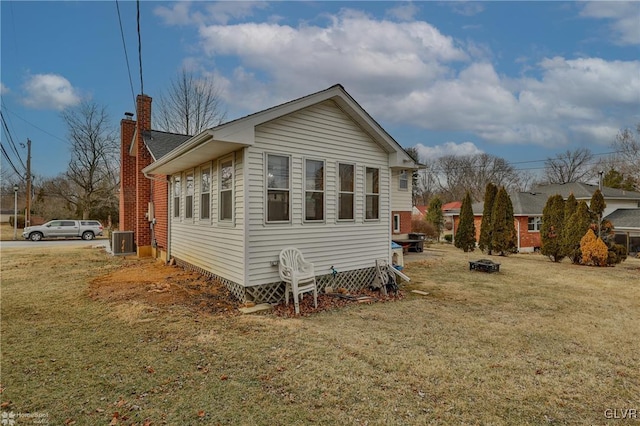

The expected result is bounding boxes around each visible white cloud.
[0,82,9,95]
[415,141,483,160]
[449,2,485,17]
[580,1,640,45]
[154,2,193,26]
[154,1,268,26]
[385,2,420,22]
[21,74,80,110]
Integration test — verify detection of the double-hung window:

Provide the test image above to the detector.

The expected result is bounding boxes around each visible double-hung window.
[219,157,233,221]
[173,176,181,218]
[266,154,290,223]
[200,166,211,220]
[338,163,355,220]
[305,159,324,222]
[365,167,380,220]
[185,172,194,219]
[399,170,408,190]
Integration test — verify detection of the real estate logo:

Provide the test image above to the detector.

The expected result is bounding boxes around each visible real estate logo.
[1,412,15,426]
[1,411,49,425]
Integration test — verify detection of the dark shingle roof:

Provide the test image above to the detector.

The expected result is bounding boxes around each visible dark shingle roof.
[604,208,640,229]
[531,182,640,200]
[472,191,548,216]
[143,130,191,161]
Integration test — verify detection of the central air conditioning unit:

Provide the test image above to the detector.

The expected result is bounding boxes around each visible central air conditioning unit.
[112,231,136,256]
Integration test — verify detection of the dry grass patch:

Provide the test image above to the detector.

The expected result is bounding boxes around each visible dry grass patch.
[1,245,639,425]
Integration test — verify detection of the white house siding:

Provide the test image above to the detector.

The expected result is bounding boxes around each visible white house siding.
[390,169,412,212]
[170,149,246,286]
[246,100,391,287]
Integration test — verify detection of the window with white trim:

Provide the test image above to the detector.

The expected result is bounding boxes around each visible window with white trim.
[365,167,380,220]
[338,163,355,221]
[185,171,194,219]
[305,159,325,221]
[528,216,541,232]
[200,166,211,220]
[399,170,408,190]
[266,154,290,222]
[393,214,401,233]
[173,175,181,218]
[219,157,233,221]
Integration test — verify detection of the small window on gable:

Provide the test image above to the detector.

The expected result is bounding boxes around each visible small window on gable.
[185,171,194,219]
[200,165,211,220]
[266,154,290,223]
[305,159,325,222]
[338,163,355,221]
[365,167,380,220]
[219,157,234,221]
[399,170,408,190]
[173,175,181,218]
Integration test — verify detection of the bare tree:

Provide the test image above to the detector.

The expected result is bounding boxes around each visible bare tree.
[57,101,119,219]
[432,153,523,202]
[543,148,595,184]
[610,124,640,189]
[154,69,227,135]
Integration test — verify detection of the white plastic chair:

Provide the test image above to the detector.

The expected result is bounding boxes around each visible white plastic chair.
[279,248,318,314]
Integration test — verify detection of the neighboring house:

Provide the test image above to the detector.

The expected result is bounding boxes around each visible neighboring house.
[604,208,640,254]
[449,183,640,254]
[121,85,419,303]
[414,201,461,240]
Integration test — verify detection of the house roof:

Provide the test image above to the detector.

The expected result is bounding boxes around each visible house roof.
[414,206,427,216]
[531,182,640,201]
[143,84,420,175]
[472,191,550,216]
[142,130,192,161]
[604,208,640,229]
[442,201,462,211]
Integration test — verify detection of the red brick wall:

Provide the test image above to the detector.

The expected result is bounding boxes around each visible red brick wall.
[135,95,153,248]
[119,118,136,231]
[153,178,169,250]
[516,216,541,250]
[392,211,412,235]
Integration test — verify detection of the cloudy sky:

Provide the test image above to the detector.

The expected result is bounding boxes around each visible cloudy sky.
[1,1,639,179]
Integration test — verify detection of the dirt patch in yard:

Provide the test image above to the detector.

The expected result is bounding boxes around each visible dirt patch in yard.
[88,258,241,315]
[88,258,404,317]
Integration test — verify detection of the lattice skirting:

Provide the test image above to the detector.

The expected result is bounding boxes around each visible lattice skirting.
[173,258,377,304]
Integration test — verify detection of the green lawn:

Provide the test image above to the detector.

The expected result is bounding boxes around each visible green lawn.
[1,245,639,425]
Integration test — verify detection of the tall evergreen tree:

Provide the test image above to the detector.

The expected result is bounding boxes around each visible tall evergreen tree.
[490,187,517,255]
[590,189,606,238]
[425,196,444,242]
[478,183,497,254]
[562,201,591,263]
[455,191,476,252]
[564,193,577,223]
[540,194,566,262]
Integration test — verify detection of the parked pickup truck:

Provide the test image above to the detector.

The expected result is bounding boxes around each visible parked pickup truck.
[22,220,104,241]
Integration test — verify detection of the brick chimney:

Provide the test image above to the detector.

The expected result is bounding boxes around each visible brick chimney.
[119,112,136,232]
[135,95,154,255]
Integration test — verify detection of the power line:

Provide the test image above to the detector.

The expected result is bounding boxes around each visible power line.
[1,143,24,179]
[0,111,27,171]
[137,0,144,95]
[115,0,136,110]
[1,103,67,143]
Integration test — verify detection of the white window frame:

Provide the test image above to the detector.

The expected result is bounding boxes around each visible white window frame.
[265,153,291,224]
[528,216,542,232]
[337,162,355,222]
[218,155,234,222]
[185,170,194,220]
[399,170,408,191]
[365,166,380,221]
[304,158,325,223]
[173,174,181,219]
[393,213,401,233]
[200,164,211,221]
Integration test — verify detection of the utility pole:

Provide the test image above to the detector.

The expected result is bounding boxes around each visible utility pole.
[26,138,32,226]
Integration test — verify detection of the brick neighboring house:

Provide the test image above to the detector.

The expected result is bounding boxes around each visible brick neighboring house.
[450,182,640,254]
[119,95,190,258]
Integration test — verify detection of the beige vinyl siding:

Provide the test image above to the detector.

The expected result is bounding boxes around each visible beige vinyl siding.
[170,150,246,285]
[391,169,412,212]
[246,100,391,286]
